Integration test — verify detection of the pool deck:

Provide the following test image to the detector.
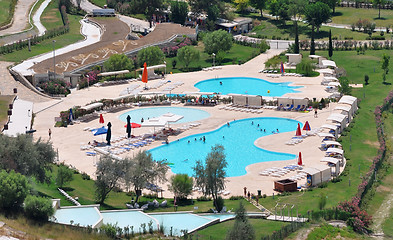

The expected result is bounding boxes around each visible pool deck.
[31,49,338,198]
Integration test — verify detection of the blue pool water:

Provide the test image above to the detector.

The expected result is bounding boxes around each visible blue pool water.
[52,206,101,227]
[194,77,300,96]
[149,117,300,177]
[150,213,214,236]
[102,210,158,231]
[201,214,235,221]
[119,107,210,124]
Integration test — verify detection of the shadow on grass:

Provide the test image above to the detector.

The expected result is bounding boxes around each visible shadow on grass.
[383,82,391,85]
[374,17,387,20]
[332,12,343,17]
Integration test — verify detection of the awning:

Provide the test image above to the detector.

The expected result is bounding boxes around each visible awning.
[321,157,340,165]
[326,148,344,155]
[328,82,341,87]
[339,95,357,105]
[97,70,130,76]
[300,167,320,175]
[80,102,103,111]
[321,124,339,130]
[334,105,351,112]
[322,60,337,68]
[136,64,166,71]
[324,77,338,81]
[317,132,335,138]
[322,141,342,146]
[327,113,346,122]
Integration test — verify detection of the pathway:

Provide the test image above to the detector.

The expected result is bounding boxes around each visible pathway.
[0,0,36,36]
[371,189,393,239]
[2,98,34,136]
[32,0,52,36]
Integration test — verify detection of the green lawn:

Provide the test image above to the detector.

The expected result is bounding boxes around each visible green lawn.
[305,224,361,240]
[332,7,393,28]
[0,14,84,62]
[89,0,106,8]
[0,95,14,126]
[192,219,290,239]
[166,43,259,73]
[0,0,12,26]
[41,0,63,30]
[251,18,374,40]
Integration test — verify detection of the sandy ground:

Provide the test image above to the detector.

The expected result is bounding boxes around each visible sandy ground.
[0,0,36,36]
[32,49,340,198]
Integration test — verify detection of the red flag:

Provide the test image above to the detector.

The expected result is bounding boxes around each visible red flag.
[298,152,302,165]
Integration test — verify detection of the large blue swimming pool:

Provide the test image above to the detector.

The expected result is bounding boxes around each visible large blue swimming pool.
[194,77,300,96]
[119,107,210,124]
[149,117,300,177]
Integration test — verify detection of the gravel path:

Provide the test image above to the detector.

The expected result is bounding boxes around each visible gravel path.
[0,0,36,37]
[371,190,393,239]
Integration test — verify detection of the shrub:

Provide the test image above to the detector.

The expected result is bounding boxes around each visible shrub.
[168,174,193,199]
[229,195,244,200]
[38,79,71,96]
[259,40,270,53]
[56,164,74,187]
[214,196,224,212]
[0,170,30,211]
[24,196,54,221]
[197,196,212,201]
[203,30,233,54]
[296,58,316,77]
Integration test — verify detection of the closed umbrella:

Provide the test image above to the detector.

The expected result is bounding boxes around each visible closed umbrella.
[106,122,112,145]
[295,123,302,136]
[126,115,131,138]
[280,61,285,75]
[69,108,74,122]
[303,121,311,131]
[124,122,141,136]
[99,114,104,124]
[298,152,302,165]
[142,62,148,89]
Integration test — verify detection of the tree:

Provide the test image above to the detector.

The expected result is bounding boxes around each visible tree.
[250,0,267,17]
[215,51,226,65]
[0,134,55,183]
[328,29,333,58]
[318,193,327,210]
[373,0,386,19]
[294,21,299,54]
[24,196,54,221]
[364,74,369,85]
[168,174,193,199]
[124,151,168,202]
[267,0,290,23]
[234,0,250,13]
[304,2,331,32]
[381,53,390,75]
[193,145,227,211]
[171,1,188,24]
[338,77,351,95]
[103,54,134,72]
[144,0,164,28]
[137,46,165,67]
[310,19,316,55]
[177,46,200,70]
[226,202,255,240]
[95,155,127,204]
[0,170,30,211]
[288,0,306,21]
[319,0,339,13]
[296,58,316,76]
[203,30,233,55]
[56,164,74,187]
[189,0,221,16]
[260,40,270,53]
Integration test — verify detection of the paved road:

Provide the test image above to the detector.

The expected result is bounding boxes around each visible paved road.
[0,0,36,37]
[0,61,49,102]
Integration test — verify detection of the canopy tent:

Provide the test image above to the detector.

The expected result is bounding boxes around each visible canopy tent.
[136,64,166,71]
[321,60,337,68]
[300,165,331,186]
[80,102,103,111]
[97,70,130,77]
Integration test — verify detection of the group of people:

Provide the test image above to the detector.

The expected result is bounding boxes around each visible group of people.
[251,121,279,133]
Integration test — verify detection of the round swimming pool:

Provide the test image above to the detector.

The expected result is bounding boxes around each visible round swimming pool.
[149,117,301,177]
[119,107,210,124]
[194,77,300,96]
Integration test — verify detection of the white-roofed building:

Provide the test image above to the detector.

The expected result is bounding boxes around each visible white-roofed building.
[338,95,358,113]
[327,113,347,132]
[300,164,331,186]
[320,157,340,176]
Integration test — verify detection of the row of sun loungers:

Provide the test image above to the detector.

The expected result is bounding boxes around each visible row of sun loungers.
[218,105,263,113]
[178,122,201,131]
[150,80,168,89]
[163,82,184,91]
[288,173,307,181]
[259,165,304,177]
[259,69,278,73]
[285,137,303,145]
[266,74,281,78]
[58,188,81,206]
[277,104,307,111]
[119,84,139,96]
[202,66,222,71]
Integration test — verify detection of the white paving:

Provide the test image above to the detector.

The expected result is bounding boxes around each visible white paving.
[32,0,52,36]
[3,98,33,137]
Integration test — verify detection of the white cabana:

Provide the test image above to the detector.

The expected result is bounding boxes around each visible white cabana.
[136,64,166,79]
[327,113,347,123]
[228,94,248,106]
[97,70,130,77]
[321,60,337,68]
[321,124,339,138]
[322,140,342,147]
[290,97,309,108]
[326,148,344,155]
[328,82,341,87]
[301,165,331,186]
[320,157,340,176]
[319,68,334,74]
[324,76,338,82]
[317,132,336,139]
[285,53,302,64]
[339,95,358,113]
[335,105,353,122]
[80,102,103,111]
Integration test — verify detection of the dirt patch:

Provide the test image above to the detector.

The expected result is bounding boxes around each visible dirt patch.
[364,140,380,148]
[376,185,391,193]
[31,20,195,74]
[0,95,15,127]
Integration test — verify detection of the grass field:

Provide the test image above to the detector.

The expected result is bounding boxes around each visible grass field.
[0,0,12,26]
[41,0,63,30]
[166,43,259,74]
[192,219,290,239]
[304,224,360,240]
[332,7,393,28]
[89,0,106,8]
[0,13,84,63]
[0,95,14,127]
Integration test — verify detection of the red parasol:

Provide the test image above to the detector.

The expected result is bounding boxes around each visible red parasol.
[99,114,104,124]
[142,62,148,84]
[303,121,311,131]
[124,123,142,128]
[298,152,302,165]
[295,123,302,136]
